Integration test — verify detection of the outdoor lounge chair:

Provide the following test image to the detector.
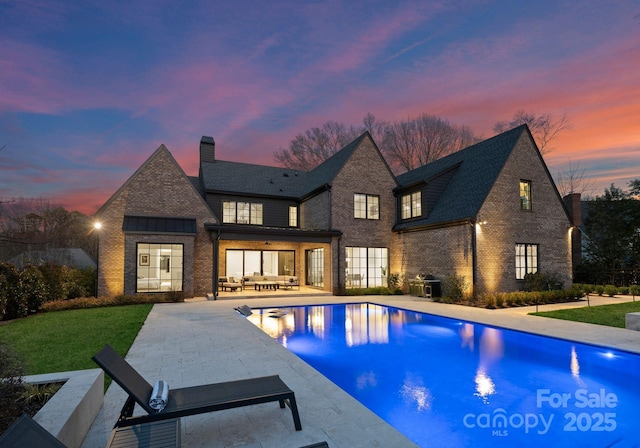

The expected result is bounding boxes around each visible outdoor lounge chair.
[92,345,302,431]
[0,413,66,448]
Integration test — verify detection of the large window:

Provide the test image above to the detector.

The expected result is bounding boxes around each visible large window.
[136,243,183,292]
[289,206,298,227]
[306,248,324,287]
[345,247,388,288]
[222,201,263,224]
[225,249,294,278]
[515,243,538,280]
[354,194,379,220]
[401,191,422,219]
[520,181,532,211]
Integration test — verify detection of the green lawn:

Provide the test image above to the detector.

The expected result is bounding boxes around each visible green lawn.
[531,301,640,328]
[0,304,153,375]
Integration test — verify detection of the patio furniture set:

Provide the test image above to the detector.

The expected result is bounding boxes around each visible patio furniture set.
[219,275,300,292]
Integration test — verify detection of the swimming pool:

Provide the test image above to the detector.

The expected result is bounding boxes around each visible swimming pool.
[247,303,640,447]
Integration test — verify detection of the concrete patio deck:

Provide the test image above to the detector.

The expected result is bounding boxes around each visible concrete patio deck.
[81,294,640,448]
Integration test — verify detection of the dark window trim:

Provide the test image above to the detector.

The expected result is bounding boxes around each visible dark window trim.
[222,201,263,225]
[135,242,184,293]
[400,191,422,220]
[354,193,380,220]
[515,242,538,280]
[520,180,532,211]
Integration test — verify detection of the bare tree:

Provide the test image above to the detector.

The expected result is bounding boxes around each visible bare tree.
[0,198,96,261]
[275,113,480,173]
[493,110,570,154]
[382,114,480,172]
[555,160,596,198]
[274,121,363,171]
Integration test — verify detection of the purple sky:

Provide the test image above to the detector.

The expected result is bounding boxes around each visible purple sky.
[1,1,639,214]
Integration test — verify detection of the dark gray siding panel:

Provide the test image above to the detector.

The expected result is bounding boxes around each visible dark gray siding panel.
[206,193,296,228]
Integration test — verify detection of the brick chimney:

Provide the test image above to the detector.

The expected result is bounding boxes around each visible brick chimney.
[563,192,582,271]
[200,136,215,164]
[563,192,581,227]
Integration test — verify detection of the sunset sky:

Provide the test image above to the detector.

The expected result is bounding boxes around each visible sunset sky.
[1,1,639,215]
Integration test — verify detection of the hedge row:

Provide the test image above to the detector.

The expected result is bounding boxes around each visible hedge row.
[574,283,640,297]
[41,292,184,312]
[478,289,584,309]
[0,261,95,321]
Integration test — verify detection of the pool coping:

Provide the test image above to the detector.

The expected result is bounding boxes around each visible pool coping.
[81,295,640,448]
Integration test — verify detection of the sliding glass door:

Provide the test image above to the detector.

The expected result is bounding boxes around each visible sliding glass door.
[225,249,295,278]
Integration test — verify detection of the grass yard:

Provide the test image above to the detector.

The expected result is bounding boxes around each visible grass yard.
[531,300,640,328]
[0,304,153,375]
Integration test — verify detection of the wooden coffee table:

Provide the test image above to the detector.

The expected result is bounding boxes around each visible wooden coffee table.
[254,281,278,291]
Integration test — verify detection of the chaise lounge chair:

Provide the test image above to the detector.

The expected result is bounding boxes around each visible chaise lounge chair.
[92,345,302,431]
[0,413,66,448]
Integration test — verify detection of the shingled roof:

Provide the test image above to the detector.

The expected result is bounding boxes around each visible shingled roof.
[200,160,307,198]
[394,125,531,230]
[301,133,370,196]
[199,132,372,199]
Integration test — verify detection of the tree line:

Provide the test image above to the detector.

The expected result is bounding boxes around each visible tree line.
[0,198,98,263]
[274,110,570,175]
[579,179,640,286]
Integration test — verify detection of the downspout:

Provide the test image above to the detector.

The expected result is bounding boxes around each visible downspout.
[328,185,332,229]
[336,234,342,295]
[471,220,477,296]
[212,229,220,300]
[328,185,337,294]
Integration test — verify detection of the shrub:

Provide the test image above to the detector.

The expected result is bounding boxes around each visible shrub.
[604,285,618,297]
[494,293,505,308]
[569,285,585,300]
[37,262,70,301]
[0,342,25,432]
[524,272,563,291]
[442,275,469,302]
[387,272,404,290]
[630,285,640,296]
[482,293,496,309]
[18,383,62,406]
[0,262,26,320]
[618,286,629,295]
[513,292,525,306]
[65,267,94,299]
[505,293,515,307]
[343,287,402,296]
[20,266,47,312]
[595,285,605,296]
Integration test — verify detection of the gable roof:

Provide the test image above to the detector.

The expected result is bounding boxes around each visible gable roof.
[394,125,530,230]
[301,132,368,195]
[96,145,215,220]
[199,132,392,200]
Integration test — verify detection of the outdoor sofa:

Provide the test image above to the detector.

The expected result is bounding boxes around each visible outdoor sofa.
[241,275,300,290]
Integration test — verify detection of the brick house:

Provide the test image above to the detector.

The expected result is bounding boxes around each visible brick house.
[95,125,573,298]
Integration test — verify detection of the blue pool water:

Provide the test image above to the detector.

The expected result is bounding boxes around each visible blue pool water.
[248,303,640,447]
